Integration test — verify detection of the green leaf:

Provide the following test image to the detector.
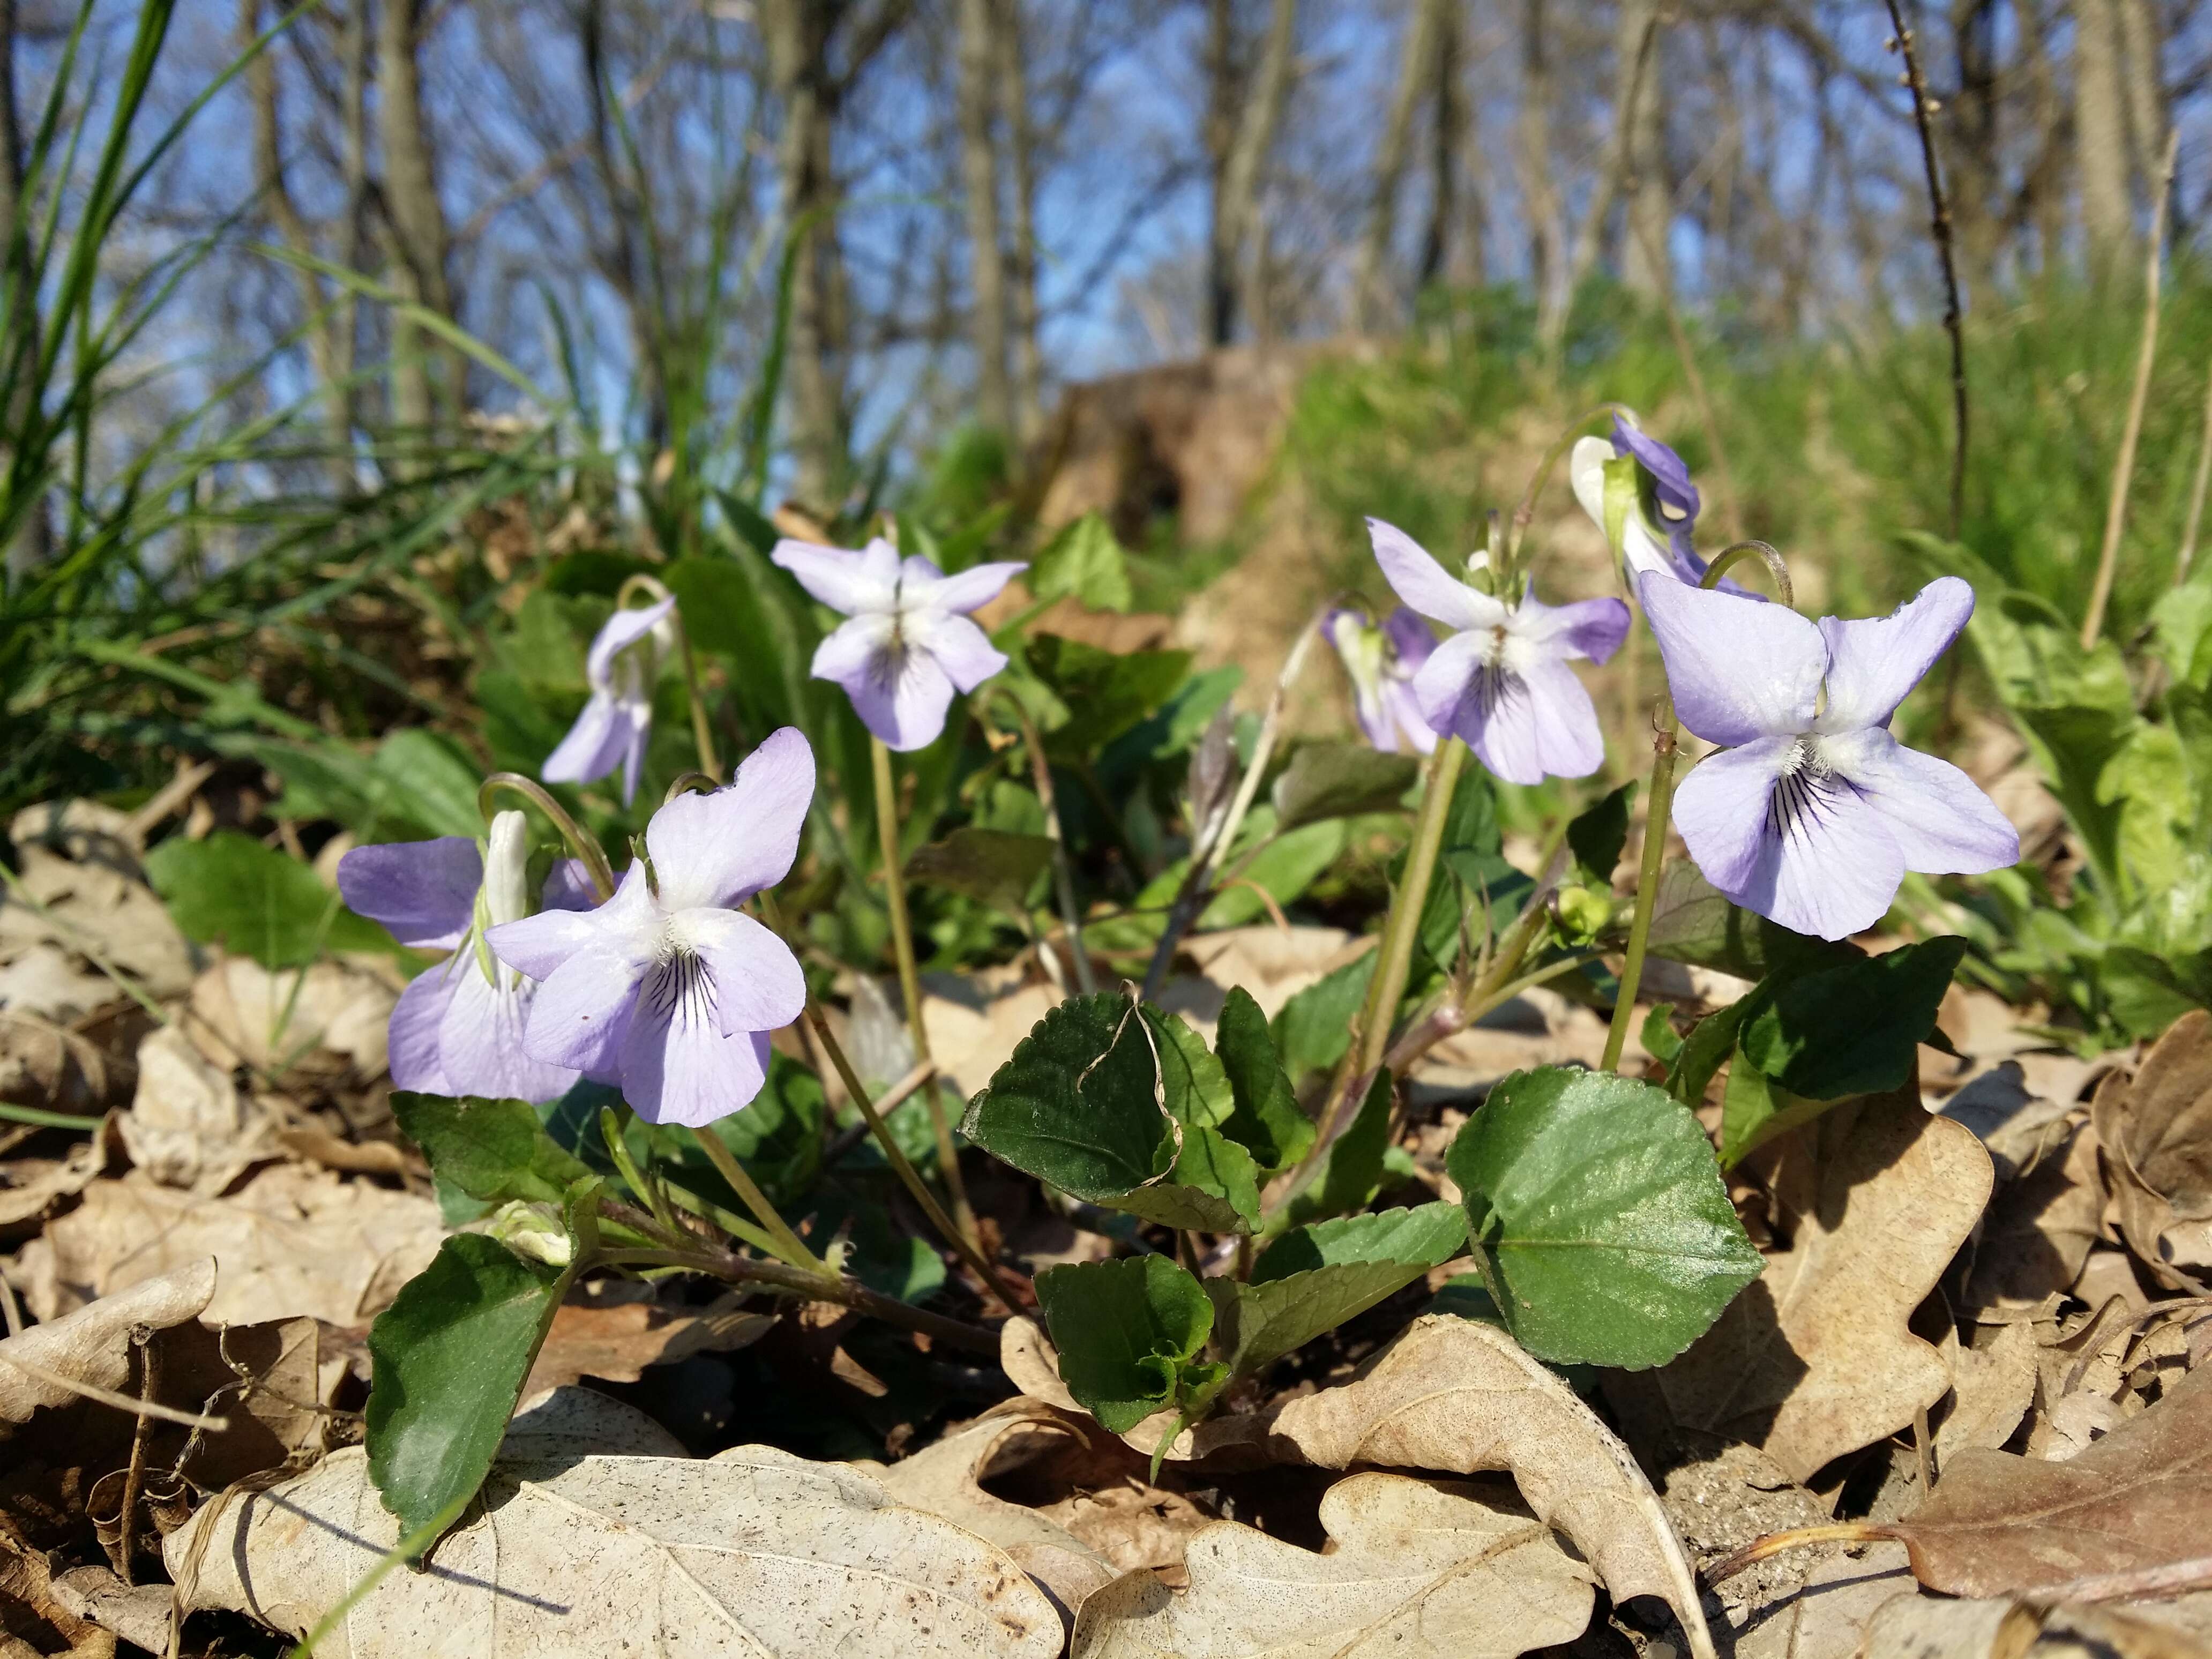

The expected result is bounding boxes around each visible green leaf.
[907,827,1055,916]
[960,995,1176,1202]
[1029,513,1134,612]
[1641,859,1858,982]
[1269,743,1419,833]
[146,830,392,969]
[1718,1047,1836,1167]
[1027,636,1192,759]
[1664,994,1755,1106]
[1272,953,1374,1081]
[632,1051,827,1209]
[392,1093,593,1205]
[1196,817,1347,930]
[1145,1006,1236,1129]
[1279,1066,1394,1229]
[1738,936,1966,1100]
[1115,1124,1261,1232]
[1208,1202,1469,1376]
[1213,987,1316,1171]
[365,1214,580,1537]
[1640,1004,1683,1067]
[1566,781,1636,885]
[1445,1066,1761,1369]
[371,730,485,840]
[1034,1256,1215,1433]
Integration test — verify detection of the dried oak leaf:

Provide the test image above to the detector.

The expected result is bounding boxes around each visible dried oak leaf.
[1861,1593,2211,1657]
[1068,1472,1594,1659]
[1729,1541,1918,1659]
[1259,1315,1716,1659]
[864,1399,1119,1615]
[10,1163,443,1327]
[1890,1359,2212,1599]
[522,1298,773,1396]
[1933,1321,2038,1468]
[2093,1010,2212,1290]
[0,1258,214,1422]
[1959,1118,2104,1312]
[168,1386,1064,1658]
[1658,1087,1992,1483]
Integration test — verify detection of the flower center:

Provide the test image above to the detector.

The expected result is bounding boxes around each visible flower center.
[1767,736,1842,844]
[648,945,718,1030]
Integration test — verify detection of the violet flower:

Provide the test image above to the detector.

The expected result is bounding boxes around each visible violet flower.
[1323,605,1438,756]
[1368,519,1630,785]
[542,594,677,805]
[1571,416,1708,586]
[489,727,813,1126]
[338,812,587,1102]
[772,536,1026,751]
[1639,572,2020,941]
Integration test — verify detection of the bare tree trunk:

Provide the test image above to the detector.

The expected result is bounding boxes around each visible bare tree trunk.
[376,0,460,436]
[2016,0,2065,274]
[1553,0,1661,340]
[763,0,848,507]
[335,0,368,408]
[2116,0,2166,204]
[2074,0,2134,266]
[0,0,43,574]
[244,0,355,481]
[1947,0,2001,296]
[1353,0,1446,332]
[1204,0,1296,348]
[1418,1,1465,292]
[1520,0,1564,334]
[955,0,1010,432]
[580,0,670,446]
[993,0,1043,443]
[1617,0,1669,298]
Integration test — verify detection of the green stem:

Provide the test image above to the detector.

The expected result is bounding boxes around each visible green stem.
[616,572,719,782]
[869,735,979,1248]
[985,686,1096,995]
[687,1119,826,1274]
[477,773,615,901]
[599,1104,683,1239]
[806,1002,1025,1314]
[1359,737,1466,1078]
[596,1246,1000,1357]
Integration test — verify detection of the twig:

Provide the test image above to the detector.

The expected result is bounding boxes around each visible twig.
[1703,1522,1896,1588]
[984,686,1096,995]
[0,1349,230,1431]
[113,1328,159,1585]
[597,1247,1002,1356]
[1882,1,1968,541]
[2081,128,2181,650]
[2174,354,2212,587]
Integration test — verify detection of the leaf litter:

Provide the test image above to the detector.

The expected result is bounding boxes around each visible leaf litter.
[5,802,2212,1658]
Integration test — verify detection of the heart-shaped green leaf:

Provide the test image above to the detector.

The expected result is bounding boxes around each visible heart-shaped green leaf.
[961,994,1176,1201]
[392,1093,593,1207]
[1738,936,1966,1101]
[1035,1256,1216,1433]
[1446,1066,1761,1369]
[1213,987,1315,1171]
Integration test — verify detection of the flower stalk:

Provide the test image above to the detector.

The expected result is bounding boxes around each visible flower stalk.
[984,686,1096,995]
[477,773,615,901]
[870,735,980,1249]
[618,572,720,781]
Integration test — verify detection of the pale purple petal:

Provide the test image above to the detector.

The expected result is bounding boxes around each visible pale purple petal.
[1382,681,1438,753]
[489,864,654,980]
[1819,726,2021,875]
[619,998,771,1127]
[521,944,647,1074]
[812,614,894,683]
[1669,737,1796,896]
[916,560,1026,616]
[911,611,1008,692]
[387,967,459,1093]
[541,860,599,913]
[435,965,581,1102]
[617,704,649,806]
[1411,631,1487,744]
[1381,607,1436,668]
[1815,577,1974,733]
[647,726,815,911]
[1675,739,1906,941]
[1367,519,1493,631]
[1516,592,1632,663]
[1415,637,1604,784]
[771,537,899,614]
[541,692,634,790]
[1638,572,1826,748]
[846,641,956,751]
[666,907,805,1038]
[1611,417,1701,526]
[584,596,675,690]
[337,838,481,950]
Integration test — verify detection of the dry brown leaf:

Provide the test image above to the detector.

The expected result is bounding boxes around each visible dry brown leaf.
[0,842,195,1001]
[1934,1322,2038,1466]
[866,1400,1119,1615]
[1259,1314,1716,1659]
[0,1125,109,1229]
[1860,1594,2212,1657]
[169,1387,1064,1658]
[44,1566,171,1655]
[184,956,395,1081]
[271,1122,412,1177]
[522,1298,773,1395]
[115,1026,276,1193]
[1001,1313,1082,1413]
[1730,1541,1918,1659]
[2093,1012,2212,1290]
[1960,1119,2103,1311]
[1659,1088,1992,1483]
[0,941,120,1021]
[11,1163,442,1326]
[1892,1358,2212,1597]
[0,1259,214,1422]
[1068,1473,1594,1659]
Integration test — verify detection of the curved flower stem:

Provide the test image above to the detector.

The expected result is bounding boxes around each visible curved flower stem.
[1505,401,1634,571]
[1600,540,1795,1074]
[984,686,1096,995]
[869,736,979,1249]
[804,1002,1026,1315]
[686,1117,827,1274]
[477,773,615,901]
[618,572,721,782]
